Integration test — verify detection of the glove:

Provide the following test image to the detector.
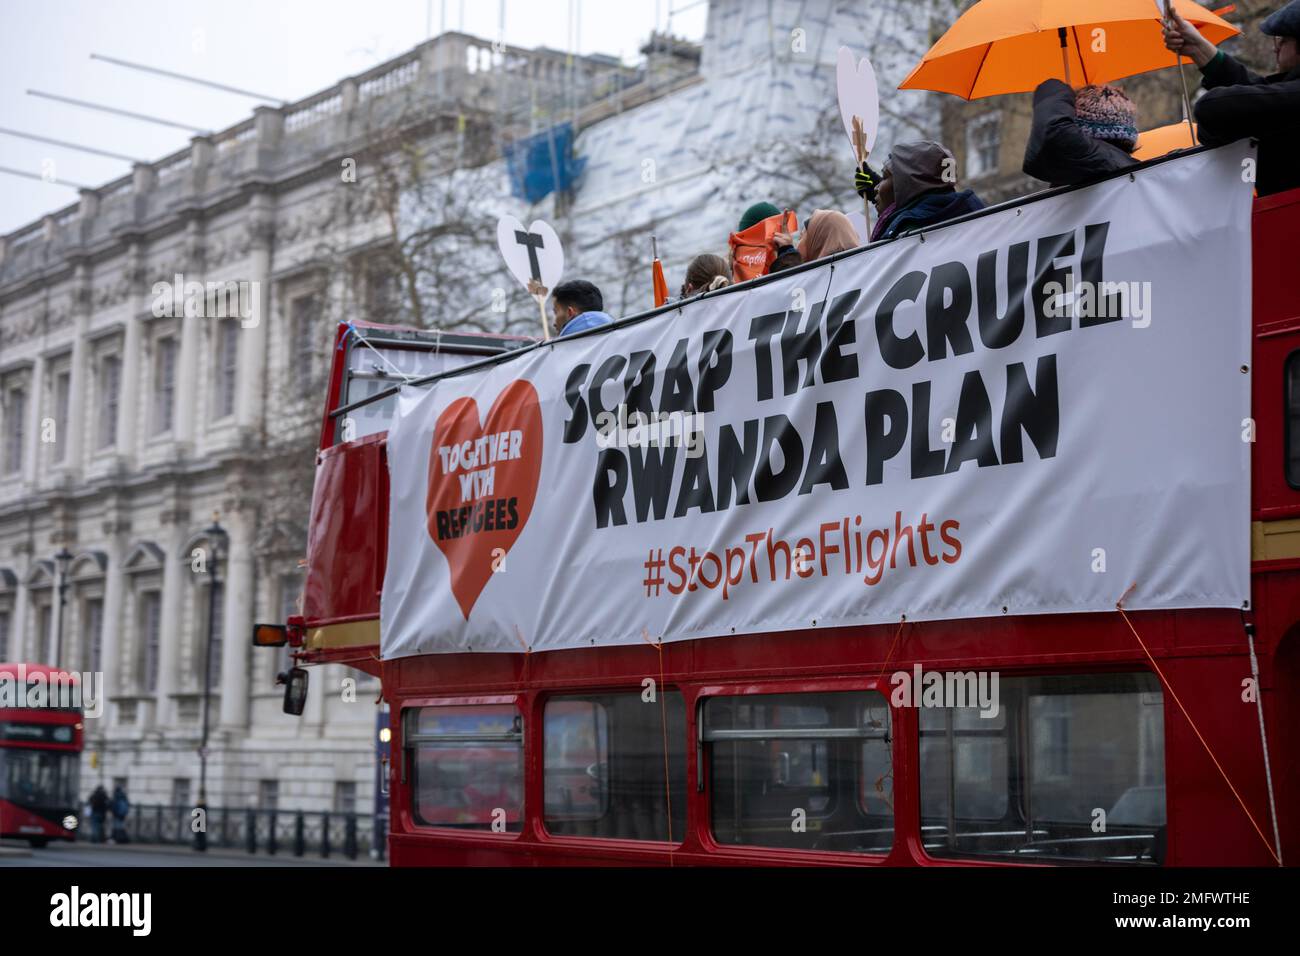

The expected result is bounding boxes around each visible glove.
[855,162,882,200]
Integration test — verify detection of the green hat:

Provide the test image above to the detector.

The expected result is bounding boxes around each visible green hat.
[738,201,781,232]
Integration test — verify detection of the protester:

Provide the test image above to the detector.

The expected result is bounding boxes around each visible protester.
[88,784,108,844]
[1022,80,1140,186]
[868,141,985,240]
[795,209,860,262]
[1164,2,1300,196]
[680,254,730,297]
[729,205,796,282]
[552,279,613,337]
[737,201,782,233]
[110,784,131,844]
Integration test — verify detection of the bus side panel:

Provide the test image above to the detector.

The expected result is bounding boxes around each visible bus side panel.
[303,435,387,626]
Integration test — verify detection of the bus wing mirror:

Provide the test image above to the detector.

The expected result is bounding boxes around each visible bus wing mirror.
[253,623,288,647]
[278,667,309,715]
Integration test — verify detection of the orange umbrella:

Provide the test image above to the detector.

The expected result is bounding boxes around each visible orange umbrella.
[1133,120,1198,160]
[900,0,1239,100]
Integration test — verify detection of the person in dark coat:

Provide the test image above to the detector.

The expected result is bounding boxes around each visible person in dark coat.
[88,785,108,843]
[1165,2,1300,197]
[110,784,131,844]
[1023,80,1140,187]
[865,141,986,241]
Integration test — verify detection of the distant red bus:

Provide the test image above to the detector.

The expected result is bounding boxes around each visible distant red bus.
[0,663,84,847]
[262,174,1300,867]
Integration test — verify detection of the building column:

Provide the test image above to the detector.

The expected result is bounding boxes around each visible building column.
[10,556,30,664]
[117,314,142,464]
[22,355,45,488]
[236,196,272,431]
[154,521,187,727]
[99,517,130,709]
[174,310,200,451]
[218,510,253,729]
[65,313,89,473]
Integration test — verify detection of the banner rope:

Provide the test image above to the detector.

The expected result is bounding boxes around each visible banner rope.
[1115,594,1281,866]
[643,629,674,865]
[870,616,908,813]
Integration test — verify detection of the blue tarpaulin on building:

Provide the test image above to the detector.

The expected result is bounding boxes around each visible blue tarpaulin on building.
[503,122,587,204]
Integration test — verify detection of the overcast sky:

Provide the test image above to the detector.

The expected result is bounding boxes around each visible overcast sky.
[0,0,709,235]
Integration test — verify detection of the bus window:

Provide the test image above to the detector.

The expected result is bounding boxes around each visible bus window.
[543,692,685,843]
[0,749,79,808]
[920,672,1165,864]
[1286,350,1300,488]
[404,704,523,832]
[703,691,893,855]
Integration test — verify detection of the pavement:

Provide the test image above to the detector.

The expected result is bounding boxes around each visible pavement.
[0,838,386,867]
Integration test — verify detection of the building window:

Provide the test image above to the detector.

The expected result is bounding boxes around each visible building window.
[171,778,191,809]
[703,691,894,855]
[965,111,1002,179]
[139,591,161,692]
[36,603,52,663]
[3,386,25,475]
[289,293,320,397]
[920,672,1165,865]
[197,580,224,684]
[97,355,120,449]
[83,597,104,674]
[405,704,524,831]
[214,321,239,419]
[544,691,686,842]
[334,781,357,815]
[0,609,9,659]
[258,779,279,812]
[52,371,71,464]
[151,336,177,435]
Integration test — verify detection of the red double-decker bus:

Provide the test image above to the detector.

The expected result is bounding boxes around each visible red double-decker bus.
[0,663,84,847]
[258,163,1300,868]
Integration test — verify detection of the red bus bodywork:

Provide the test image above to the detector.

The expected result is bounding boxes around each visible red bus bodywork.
[0,663,84,846]
[283,187,1300,867]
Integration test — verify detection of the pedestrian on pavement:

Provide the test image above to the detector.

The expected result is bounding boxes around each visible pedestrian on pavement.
[110,784,131,844]
[88,784,109,843]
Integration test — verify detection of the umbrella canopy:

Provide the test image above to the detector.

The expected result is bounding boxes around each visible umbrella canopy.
[1133,120,1199,159]
[900,0,1239,100]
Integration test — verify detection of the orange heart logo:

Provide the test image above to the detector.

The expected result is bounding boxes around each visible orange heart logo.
[425,380,542,619]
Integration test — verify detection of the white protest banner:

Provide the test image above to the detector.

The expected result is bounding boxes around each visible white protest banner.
[382,144,1253,659]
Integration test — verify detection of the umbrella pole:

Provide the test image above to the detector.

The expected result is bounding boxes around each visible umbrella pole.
[1058,27,1072,86]
[1175,52,1196,143]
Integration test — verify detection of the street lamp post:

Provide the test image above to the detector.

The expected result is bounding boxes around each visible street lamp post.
[195,516,227,852]
[53,547,73,666]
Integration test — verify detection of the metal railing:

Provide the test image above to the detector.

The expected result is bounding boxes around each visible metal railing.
[88,805,388,861]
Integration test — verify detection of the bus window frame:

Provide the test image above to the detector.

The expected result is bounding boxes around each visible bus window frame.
[913,668,1168,867]
[694,676,897,861]
[399,694,526,841]
[1284,348,1300,490]
[536,686,688,849]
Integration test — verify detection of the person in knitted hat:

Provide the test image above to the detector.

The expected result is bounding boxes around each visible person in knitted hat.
[1023,79,1139,188]
[1165,3,1300,197]
[737,201,781,232]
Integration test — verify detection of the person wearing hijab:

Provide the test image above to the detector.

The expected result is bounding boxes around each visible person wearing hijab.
[796,210,861,262]
[868,141,985,242]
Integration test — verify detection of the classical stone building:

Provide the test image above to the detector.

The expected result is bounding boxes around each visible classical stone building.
[0,30,685,828]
